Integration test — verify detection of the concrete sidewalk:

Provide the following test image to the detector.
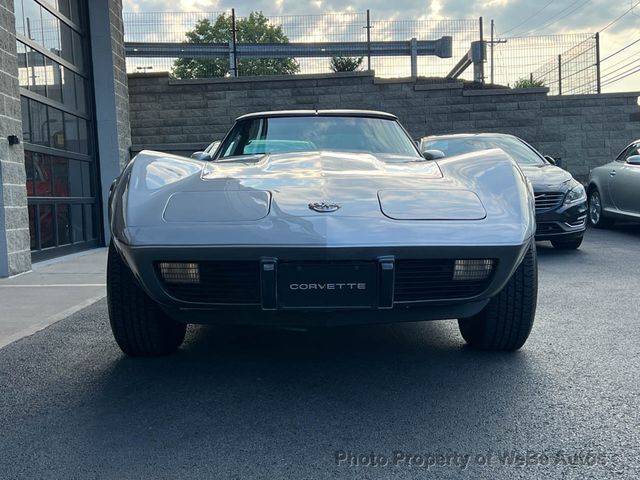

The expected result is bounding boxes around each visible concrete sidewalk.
[0,248,107,348]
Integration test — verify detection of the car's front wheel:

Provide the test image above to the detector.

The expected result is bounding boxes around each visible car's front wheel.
[107,242,186,356]
[458,242,537,351]
[588,188,614,228]
[551,236,583,250]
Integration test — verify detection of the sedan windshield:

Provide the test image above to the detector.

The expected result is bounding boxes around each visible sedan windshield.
[423,136,545,166]
[217,116,421,160]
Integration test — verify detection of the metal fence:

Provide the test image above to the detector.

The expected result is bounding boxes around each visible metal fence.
[489,33,597,90]
[123,10,600,94]
[528,35,600,95]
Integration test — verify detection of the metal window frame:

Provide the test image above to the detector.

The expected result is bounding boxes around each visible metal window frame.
[23,141,92,162]
[20,0,104,261]
[21,88,91,121]
[21,0,85,36]
[17,39,91,116]
[17,33,88,78]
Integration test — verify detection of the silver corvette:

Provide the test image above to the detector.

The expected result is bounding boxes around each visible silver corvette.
[107,110,538,356]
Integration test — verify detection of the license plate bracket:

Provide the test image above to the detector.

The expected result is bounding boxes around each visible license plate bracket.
[277,262,377,309]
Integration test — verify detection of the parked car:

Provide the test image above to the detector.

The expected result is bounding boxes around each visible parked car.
[587,139,640,228]
[108,110,538,356]
[420,133,587,250]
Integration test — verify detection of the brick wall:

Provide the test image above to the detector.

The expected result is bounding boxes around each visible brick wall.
[0,0,30,276]
[128,71,640,181]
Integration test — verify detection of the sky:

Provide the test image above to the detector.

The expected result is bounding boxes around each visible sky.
[123,0,640,93]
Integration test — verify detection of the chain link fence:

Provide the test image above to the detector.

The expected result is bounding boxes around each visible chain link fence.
[124,10,600,94]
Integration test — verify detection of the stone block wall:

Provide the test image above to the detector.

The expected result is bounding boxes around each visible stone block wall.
[108,0,131,169]
[0,0,30,276]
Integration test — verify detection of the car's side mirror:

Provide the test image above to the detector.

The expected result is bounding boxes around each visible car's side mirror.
[544,155,556,165]
[626,155,640,165]
[421,149,446,161]
[190,151,212,161]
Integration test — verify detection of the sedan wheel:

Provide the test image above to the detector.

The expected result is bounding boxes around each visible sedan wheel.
[588,189,613,228]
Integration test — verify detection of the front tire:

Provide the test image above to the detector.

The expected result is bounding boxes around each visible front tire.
[551,236,583,250]
[458,242,537,351]
[588,188,614,228]
[107,242,186,356]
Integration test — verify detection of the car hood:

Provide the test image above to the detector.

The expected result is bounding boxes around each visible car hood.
[519,164,572,191]
[111,147,535,247]
[202,150,443,180]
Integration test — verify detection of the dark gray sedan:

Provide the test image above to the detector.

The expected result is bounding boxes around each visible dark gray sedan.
[420,133,587,250]
[587,140,640,228]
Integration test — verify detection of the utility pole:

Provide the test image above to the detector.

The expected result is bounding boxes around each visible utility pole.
[490,19,494,85]
[479,17,484,83]
[595,32,601,93]
[486,20,507,86]
[365,9,372,71]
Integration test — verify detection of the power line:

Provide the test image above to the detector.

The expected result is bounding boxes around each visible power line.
[500,0,555,36]
[529,0,591,34]
[602,67,640,87]
[605,66,640,85]
[602,61,640,81]
[517,0,588,36]
[599,1,640,32]
[602,50,640,73]
[602,56,640,78]
[601,37,640,62]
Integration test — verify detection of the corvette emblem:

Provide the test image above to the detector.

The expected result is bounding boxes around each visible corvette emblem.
[308,201,341,213]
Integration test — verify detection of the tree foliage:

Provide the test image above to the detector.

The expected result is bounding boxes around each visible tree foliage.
[329,56,364,73]
[172,12,300,79]
[513,77,546,88]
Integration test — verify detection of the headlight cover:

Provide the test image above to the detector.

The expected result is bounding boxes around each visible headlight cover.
[564,179,586,206]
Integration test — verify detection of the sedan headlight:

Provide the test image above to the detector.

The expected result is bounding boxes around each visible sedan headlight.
[564,179,586,206]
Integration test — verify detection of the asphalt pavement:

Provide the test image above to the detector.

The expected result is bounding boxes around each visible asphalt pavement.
[0,226,639,479]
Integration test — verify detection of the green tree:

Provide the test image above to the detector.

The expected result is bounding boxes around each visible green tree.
[329,56,364,73]
[172,12,300,79]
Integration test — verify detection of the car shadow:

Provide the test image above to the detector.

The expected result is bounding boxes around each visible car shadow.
[81,320,543,476]
[535,241,585,257]
[606,221,640,237]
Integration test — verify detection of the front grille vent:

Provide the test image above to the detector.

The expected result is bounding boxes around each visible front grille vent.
[535,192,564,212]
[394,259,495,302]
[157,259,495,305]
[156,261,260,304]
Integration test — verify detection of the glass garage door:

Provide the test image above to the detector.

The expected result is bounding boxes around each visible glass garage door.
[15,0,99,261]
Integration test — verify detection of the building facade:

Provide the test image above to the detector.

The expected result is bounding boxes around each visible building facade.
[0,0,130,276]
